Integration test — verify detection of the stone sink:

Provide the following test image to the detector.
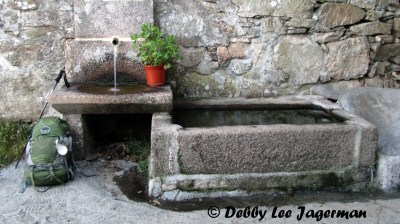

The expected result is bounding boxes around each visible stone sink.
[48,83,173,114]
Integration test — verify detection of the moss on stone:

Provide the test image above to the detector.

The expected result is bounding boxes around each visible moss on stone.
[174,72,238,98]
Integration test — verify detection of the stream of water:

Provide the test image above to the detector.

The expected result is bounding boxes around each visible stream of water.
[110,44,120,92]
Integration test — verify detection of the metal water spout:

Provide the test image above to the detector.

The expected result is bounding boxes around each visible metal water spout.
[110,37,120,92]
[112,37,120,46]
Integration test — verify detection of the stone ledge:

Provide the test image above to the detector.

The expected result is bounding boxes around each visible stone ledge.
[48,83,173,114]
[150,166,371,201]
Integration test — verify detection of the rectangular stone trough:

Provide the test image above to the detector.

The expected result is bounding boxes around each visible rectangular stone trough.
[149,96,377,201]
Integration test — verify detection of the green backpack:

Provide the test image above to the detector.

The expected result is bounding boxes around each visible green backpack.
[23,117,74,191]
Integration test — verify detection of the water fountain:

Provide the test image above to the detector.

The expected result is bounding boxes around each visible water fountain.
[48,0,172,159]
[110,37,120,92]
[49,35,172,115]
[47,0,377,200]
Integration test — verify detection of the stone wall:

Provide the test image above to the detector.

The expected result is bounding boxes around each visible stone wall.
[156,0,400,98]
[0,0,73,120]
[1,0,399,120]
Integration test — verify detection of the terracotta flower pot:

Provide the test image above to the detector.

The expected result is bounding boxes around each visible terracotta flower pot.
[144,65,165,87]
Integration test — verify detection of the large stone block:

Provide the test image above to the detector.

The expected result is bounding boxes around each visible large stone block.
[349,0,376,9]
[310,80,361,100]
[375,44,400,61]
[368,62,386,77]
[48,84,173,114]
[314,31,344,44]
[74,0,153,38]
[332,109,378,167]
[365,10,385,21]
[149,97,377,199]
[376,0,399,10]
[230,59,252,75]
[65,39,145,83]
[178,47,205,68]
[64,114,90,160]
[261,17,286,34]
[394,18,400,38]
[349,21,392,36]
[324,37,369,81]
[174,72,238,98]
[178,125,357,174]
[0,34,68,119]
[315,3,365,28]
[232,0,314,18]
[150,113,181,177]
[285,18,316,28]
[377,153,400,191]
[157,12,205,47]
[274,36,324,85]
[156,0,231,47]
[338,88,400,156]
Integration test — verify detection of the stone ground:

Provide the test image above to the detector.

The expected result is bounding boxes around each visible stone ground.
[1,159,400,224]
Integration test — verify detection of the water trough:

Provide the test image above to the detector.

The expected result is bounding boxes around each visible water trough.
[149,96,377,201]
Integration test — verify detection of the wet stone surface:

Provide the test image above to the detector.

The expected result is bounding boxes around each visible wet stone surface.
[172,108,345,128]
[76,83,158,95]
[114,167,149,203]
[114,165,400,212]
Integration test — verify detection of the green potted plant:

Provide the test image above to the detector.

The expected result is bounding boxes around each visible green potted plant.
[131,23,181,87]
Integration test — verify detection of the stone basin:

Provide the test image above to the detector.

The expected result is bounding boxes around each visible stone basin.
[149,96,377,201]
[48,83,173,114]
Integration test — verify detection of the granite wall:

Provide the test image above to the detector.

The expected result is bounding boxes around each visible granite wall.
[157,0,400,98]
[0,0,74,120]
[0,0,399,120]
